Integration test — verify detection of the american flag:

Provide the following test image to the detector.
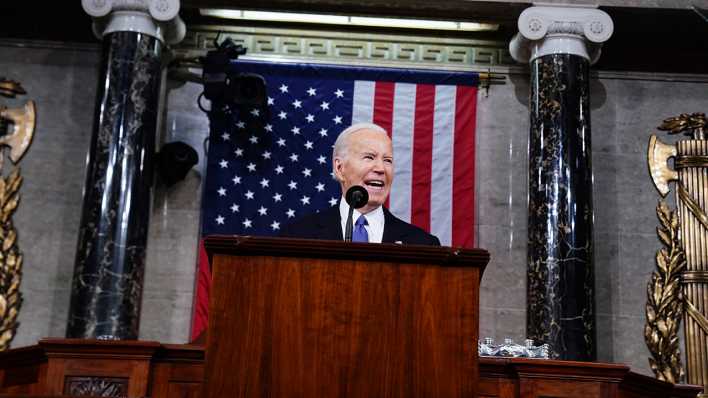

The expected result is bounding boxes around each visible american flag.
[201,60,478,246]
[192,60,479,340]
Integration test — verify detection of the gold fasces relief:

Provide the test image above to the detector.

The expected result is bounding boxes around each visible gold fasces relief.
[648,135,678,197]
[0,77,35,351]
[644,199,685,384]
[0,101,35,164]
[647,113,708,396]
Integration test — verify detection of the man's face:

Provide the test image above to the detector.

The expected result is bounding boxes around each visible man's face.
[334,129,394,214]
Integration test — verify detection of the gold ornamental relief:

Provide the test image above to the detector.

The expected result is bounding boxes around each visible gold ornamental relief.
[644,199,685,384]
[647,112,708,396]
[0,77,35,351]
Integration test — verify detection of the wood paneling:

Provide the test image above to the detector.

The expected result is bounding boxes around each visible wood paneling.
[0,340,703,398]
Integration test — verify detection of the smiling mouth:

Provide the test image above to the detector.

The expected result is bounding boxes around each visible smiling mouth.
[364,180,385,191]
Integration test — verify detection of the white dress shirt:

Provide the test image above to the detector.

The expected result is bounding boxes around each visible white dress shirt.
[338,199,385,243]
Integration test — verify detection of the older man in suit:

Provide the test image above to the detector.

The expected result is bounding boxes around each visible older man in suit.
[280,122,440,246]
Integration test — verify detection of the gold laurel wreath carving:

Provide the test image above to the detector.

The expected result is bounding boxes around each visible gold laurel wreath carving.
[658,113,706,138]
[645,199,685,384]
[0,168,23,351]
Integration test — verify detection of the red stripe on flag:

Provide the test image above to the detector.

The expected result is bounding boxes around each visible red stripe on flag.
[373,81,395,136]
[410,84,435,231]
[452,86,477,247]
[373,81,395,209]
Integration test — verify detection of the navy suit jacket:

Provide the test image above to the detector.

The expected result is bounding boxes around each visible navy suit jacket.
[279,205,441,246]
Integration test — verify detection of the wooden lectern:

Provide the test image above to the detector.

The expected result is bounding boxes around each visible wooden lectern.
[201,236,489,398]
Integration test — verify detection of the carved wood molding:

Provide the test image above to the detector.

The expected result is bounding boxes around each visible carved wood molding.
[64,376,128,397]
[203,235,490,267]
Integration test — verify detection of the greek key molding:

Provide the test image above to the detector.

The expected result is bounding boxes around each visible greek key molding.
[177,25,514,68]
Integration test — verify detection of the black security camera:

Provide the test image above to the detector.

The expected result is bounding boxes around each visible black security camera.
[202,38,267,108]
[156,141,199,187]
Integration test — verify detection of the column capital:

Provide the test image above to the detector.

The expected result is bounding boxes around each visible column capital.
[509,4,613,64]
[82,0,186,45]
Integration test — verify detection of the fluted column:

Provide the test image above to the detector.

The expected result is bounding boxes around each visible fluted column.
[67,0,185,339]
[510,5,613,361]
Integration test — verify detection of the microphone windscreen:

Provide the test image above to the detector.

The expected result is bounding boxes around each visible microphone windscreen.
[345,185,369,209]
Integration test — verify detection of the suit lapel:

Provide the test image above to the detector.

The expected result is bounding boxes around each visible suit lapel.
[317,205,344,240]
[382,207,409,243]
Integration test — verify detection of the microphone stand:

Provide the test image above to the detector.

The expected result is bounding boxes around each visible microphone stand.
[343,185,367,242]
[344,206,354,242]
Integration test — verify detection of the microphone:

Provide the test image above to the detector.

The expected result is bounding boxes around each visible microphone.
[344,185,369,242]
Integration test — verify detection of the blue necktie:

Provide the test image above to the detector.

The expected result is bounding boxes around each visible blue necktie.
[352,215,369,243]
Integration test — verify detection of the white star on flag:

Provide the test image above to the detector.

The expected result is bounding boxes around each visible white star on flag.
[219,159,228,168]
[289,153,299,162]
[243,218,253,228]
[292,100,302,108]
[265,124,273,132]
[307,87,317,96]
[273,193,283,202]
[245,190,255,199]
[216,215,225,224]
[278,111,287,120]
[250,108,260,116]
[279,84,288,93]
[334,89,344,98]
[306,114,315,123]
[236,121,245,129]
[262,151,272,159]
[267,97,274,105]
[319,128,328,137]
[234,148,244,157]
[217,187,227,196]
[271,221,280,230]
[301,196,310,205]
[302,168,312,177]
[246,163,256,172]
[275,165,284,174]
[249,135,258,144]
[257,206,268,215]
[286,209,296,218]
[320,101,330,110]
[232,175,241,184]
[230,203,240,212]
[333,115,342,124]
[304,141,313,150]
[276,138,286,147]
[260,178,270,188]
[315,183,325,192]
[288,181,298,190]
[317,155,326,164]
[329,197,338,206]
[291,126,301,135]
[221,133,230,141]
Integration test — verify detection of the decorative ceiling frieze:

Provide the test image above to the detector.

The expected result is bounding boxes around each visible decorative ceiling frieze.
[176,25,516,69]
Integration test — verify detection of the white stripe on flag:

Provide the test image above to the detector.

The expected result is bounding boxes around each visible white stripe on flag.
[430,85,456,245]
[389,83,416,223]
[352,81,375,124]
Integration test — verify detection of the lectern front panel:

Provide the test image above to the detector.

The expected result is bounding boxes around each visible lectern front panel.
[202,237,486,398]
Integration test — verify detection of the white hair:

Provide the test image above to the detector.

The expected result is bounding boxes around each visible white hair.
[331,123,388,179]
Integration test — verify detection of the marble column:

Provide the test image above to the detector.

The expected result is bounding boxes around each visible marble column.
[67,0,185,339]
[509,6,613,361]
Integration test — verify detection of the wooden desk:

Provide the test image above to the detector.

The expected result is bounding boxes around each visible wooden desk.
[0,340,702,397]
